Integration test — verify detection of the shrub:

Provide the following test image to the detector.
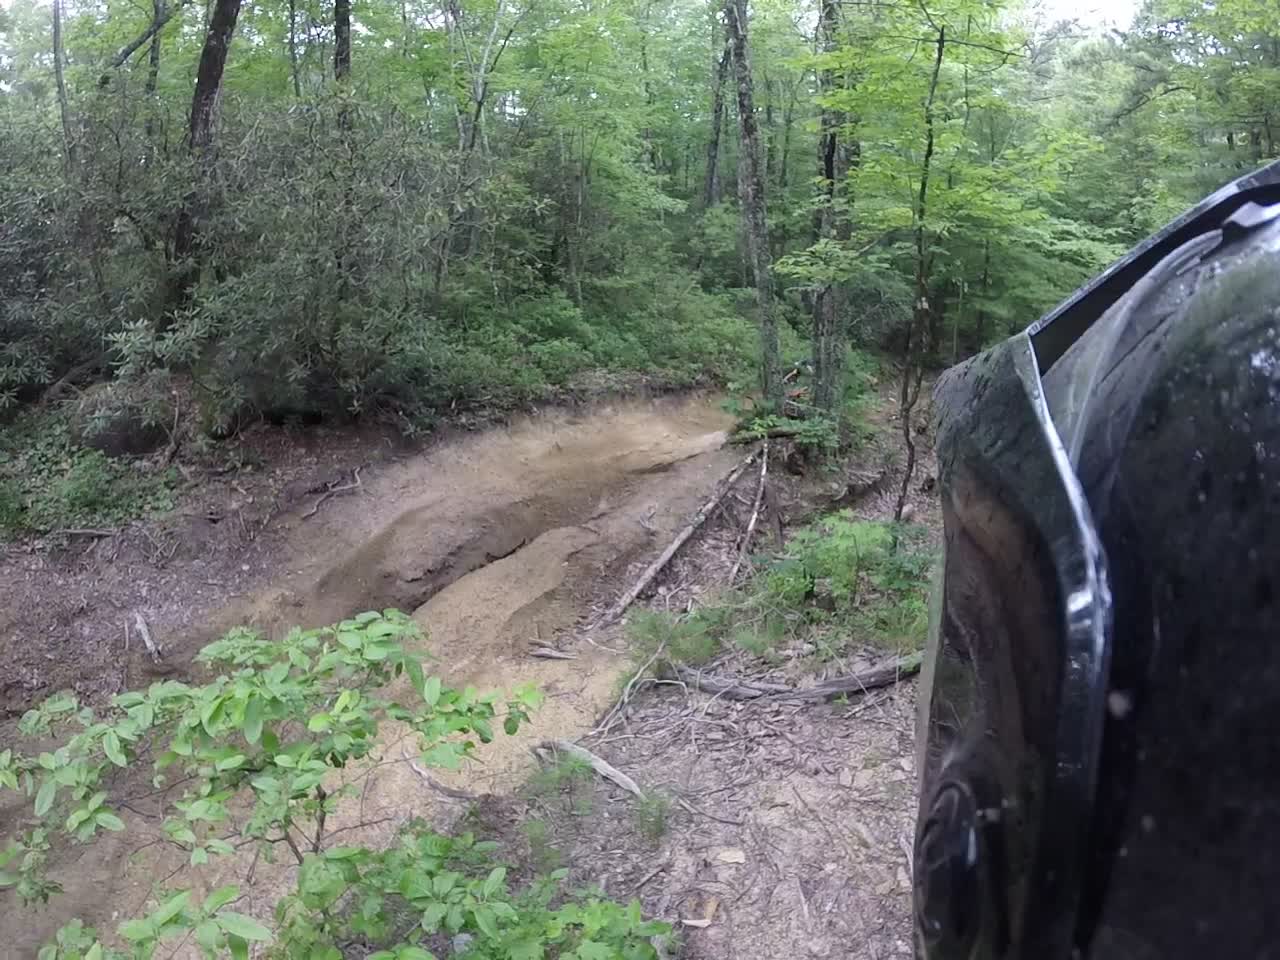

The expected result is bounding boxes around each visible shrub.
[0,611,670,959]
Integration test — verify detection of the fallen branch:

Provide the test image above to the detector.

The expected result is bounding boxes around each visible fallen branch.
[597,449,759,626]
[729,425,801,444]
[779,652,923,702]
[401,745,478,801]
[133,612,162,663]
[671,652,922,703]
[529,645,577,660]
[53,528,118,538]
[544,739,644,799]
[670,664,791,700]
[302,466,363,520]
[728,441,768,583]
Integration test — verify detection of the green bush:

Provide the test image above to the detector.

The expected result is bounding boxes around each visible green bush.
[1,611,670,959]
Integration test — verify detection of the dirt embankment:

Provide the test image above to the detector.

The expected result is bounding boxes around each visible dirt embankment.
[1,393,748,954]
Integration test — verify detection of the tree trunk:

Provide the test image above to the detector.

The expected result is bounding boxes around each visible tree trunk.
[52,0,76,170]
[810,0,850,415]
[143,0,164,145]
[170,0,244,301]
[704,35,731,207]
[289,0,302,96]
[334,0,352,81]
[725,0,782,409]
[895,25,945,523]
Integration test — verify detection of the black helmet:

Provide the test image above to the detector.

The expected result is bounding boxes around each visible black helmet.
[913,158,1280,960]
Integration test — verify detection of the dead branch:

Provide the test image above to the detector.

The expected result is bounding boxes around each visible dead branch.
[529,645,577,660]
[597,449,759,626]
[729,425,801,444]
[302,466,363,519]
[589,639,667,738]
[400,745,478,801]
[133,612,162,663]
[670,664,792,700]
[53,528,119,538]
[728,441,768,583]
[544,739,644,799]
[671,652,922,702]
[779,652,923,702]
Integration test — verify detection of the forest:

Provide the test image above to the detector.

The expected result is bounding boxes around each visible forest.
[1,0,1279,956]
[2,0,1276,442]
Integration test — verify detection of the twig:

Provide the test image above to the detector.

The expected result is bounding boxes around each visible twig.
[674,795,745,826]
[598,450,759,626]
[302,466,364,520]
[529,645,577,660]
[53,528,118,538]
[588,639,666,738]
[133,612,162,663]
[728,441,768,583]
[544,739,644,799]
[401,745,479,801]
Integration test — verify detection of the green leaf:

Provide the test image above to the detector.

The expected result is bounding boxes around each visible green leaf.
[119,918,154,943]
[94,811,125,832]
[152,890,192,926]
[482,866,506,899]
[432,872,457,897]
[102,730,126,767]
[504,716,520,736]
[420,902,448,932]
[204,885,239,913]
[473,905,499,939]
[216,911,272,941]
[308,713,332,733]
[422,676,441,707]
[34,779,56,817]
[195,919,221,952]
[227,934,249,960]
[216,754,247,772]
[243,697,264,745]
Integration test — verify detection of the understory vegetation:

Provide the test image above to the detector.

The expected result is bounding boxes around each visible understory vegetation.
[3,0,1275,514]
[1,611,671,959]
[630,516,936,670]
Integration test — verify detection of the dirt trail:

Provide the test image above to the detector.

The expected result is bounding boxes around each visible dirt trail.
[3,394,741,955]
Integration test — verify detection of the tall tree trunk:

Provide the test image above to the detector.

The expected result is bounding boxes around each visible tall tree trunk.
[289,0,302,96]
[170,0,244,303]
[52,0,76,170]
[143,0,164,146]
[725,0,782,409]
[334,0,351,81]
[810,0,850,415]
[704,35,731,207]
[895,25,945,523]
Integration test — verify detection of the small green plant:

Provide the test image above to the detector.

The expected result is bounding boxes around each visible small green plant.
[527,755,596,816]
[627,609,722,666]
[1,610,669,959]
[0,410,176,538]
[633,792,671,845]
[521,818,563,874]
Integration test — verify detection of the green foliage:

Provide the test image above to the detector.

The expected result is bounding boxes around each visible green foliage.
[2,610,668,959]
[0,410,176,538]
[626,608,723,667]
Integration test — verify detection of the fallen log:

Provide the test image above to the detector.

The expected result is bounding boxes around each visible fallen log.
[671,652,923,703]
[729,425,801,445]
[597,448,759,626]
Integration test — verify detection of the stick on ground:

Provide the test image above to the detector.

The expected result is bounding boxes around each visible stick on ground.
[672,652,923,702]
[597,449,759,626]
[545,739,644,799]
[133,612,162,663]
[728,440,768,583]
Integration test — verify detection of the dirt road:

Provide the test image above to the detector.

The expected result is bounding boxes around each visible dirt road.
[1,393,746,953]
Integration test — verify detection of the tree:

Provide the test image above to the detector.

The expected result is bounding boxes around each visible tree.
[725,0,782,410]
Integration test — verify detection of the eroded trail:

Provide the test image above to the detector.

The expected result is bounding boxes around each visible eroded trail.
[4,394,739,954]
